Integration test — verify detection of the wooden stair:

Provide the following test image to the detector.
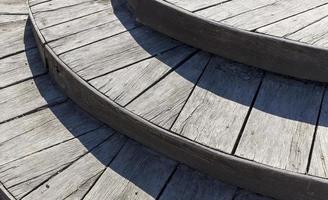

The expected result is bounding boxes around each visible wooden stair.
[8,0,328,199]
[0,1,274,200]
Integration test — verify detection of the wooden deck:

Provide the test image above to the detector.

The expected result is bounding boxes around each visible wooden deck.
[129,0,328,82]
[0,1,276,200]
[24,0,328,199]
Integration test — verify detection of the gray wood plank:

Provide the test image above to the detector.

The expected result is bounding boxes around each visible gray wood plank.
[0,0,27,14]
[287,16,328,48]
[234,190,274,200]
[0,127,114,199]
[164,0,227,12]
[171,56,262,153]
[90,46,196,106]
[22,133,127,200]
[0,14,27,24]
[126,51,210,129]
[0,48,46,89]
[159,165,237,200]
[257,4,328,37]
[221,0,328,31]
[48,10,137,55]
[83,139,177,200]
[0,102,102,165]
[236,74,323,173]
[0,17,36,59]
[40,6,134,42]
[0,75,66,123]
[30,0,92,13]
[308,89,328,178]
[33,1,110,29]
[60,26,180,80]
[196,0,277,22]
[0,182,15,200]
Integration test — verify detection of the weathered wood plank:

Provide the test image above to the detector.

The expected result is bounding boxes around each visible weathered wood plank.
[164,0,227,12]
[126,51,210,129]
[90,46,195,106]
[48,10,137,55]
[236,74,323,173]
[22,133,127,200]
[40,5,134,42]
[287,16,328,48]
[0,17,35,59]
[83,140,177,200]
[0,14,27,24]
[221,0,328,31]
[0,0,27,14]
[0,48,46,89]
[308,89,328,178]
[30,0,92,13]
[0,102,102,166]
[257,4,328,37]
[171,56,262,153]
[234,190,274,200]
[33,1,110,29]
[0,75,66,123]
[196,0,277,22]
[0,127,114,199]
[60,26,180,80]
[159,165,237,200]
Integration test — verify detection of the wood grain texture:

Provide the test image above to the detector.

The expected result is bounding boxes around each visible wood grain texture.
[32,0,110,29]
[23,133,127,200]
[171,56,262,153]
[0,0,27,14]
[48,10,137,55]
[236,74,323,173]
[40,5,134,42]
[90,46,195,106]
[221,0,328,31]
[0,75,66,123]
[287,16,328,48]
[196,0,277,22]
[60,26,180,80]
[258,4,328,37]
[84,140,177,200]
[0,17,35,58]
[0,14,28,24]
[308,89,328,178]
[159,165,237,200]
[0,102,101,166]
[164,0,227,11]
[126,51,210,129]
[0,48,46,88]
[30,0,92,13]
[0,127,114,199]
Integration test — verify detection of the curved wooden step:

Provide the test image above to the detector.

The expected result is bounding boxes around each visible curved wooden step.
[27,0,328,200]
[128,0,328,82]
[0,5,274,200]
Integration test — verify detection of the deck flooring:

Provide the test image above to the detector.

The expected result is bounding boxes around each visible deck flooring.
[166,0,328,48]
[26,0,328,184]
[0,1,275,200]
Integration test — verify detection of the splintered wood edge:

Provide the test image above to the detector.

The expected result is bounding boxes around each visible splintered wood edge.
[26,2,328,200]
[128,0,328,83]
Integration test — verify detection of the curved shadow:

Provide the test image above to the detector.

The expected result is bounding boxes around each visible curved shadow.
[110,0,325,127]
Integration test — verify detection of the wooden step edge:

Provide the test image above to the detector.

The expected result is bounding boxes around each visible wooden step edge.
[26,4,328,200]
[128,0,328,83]
[0,182,15,200]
